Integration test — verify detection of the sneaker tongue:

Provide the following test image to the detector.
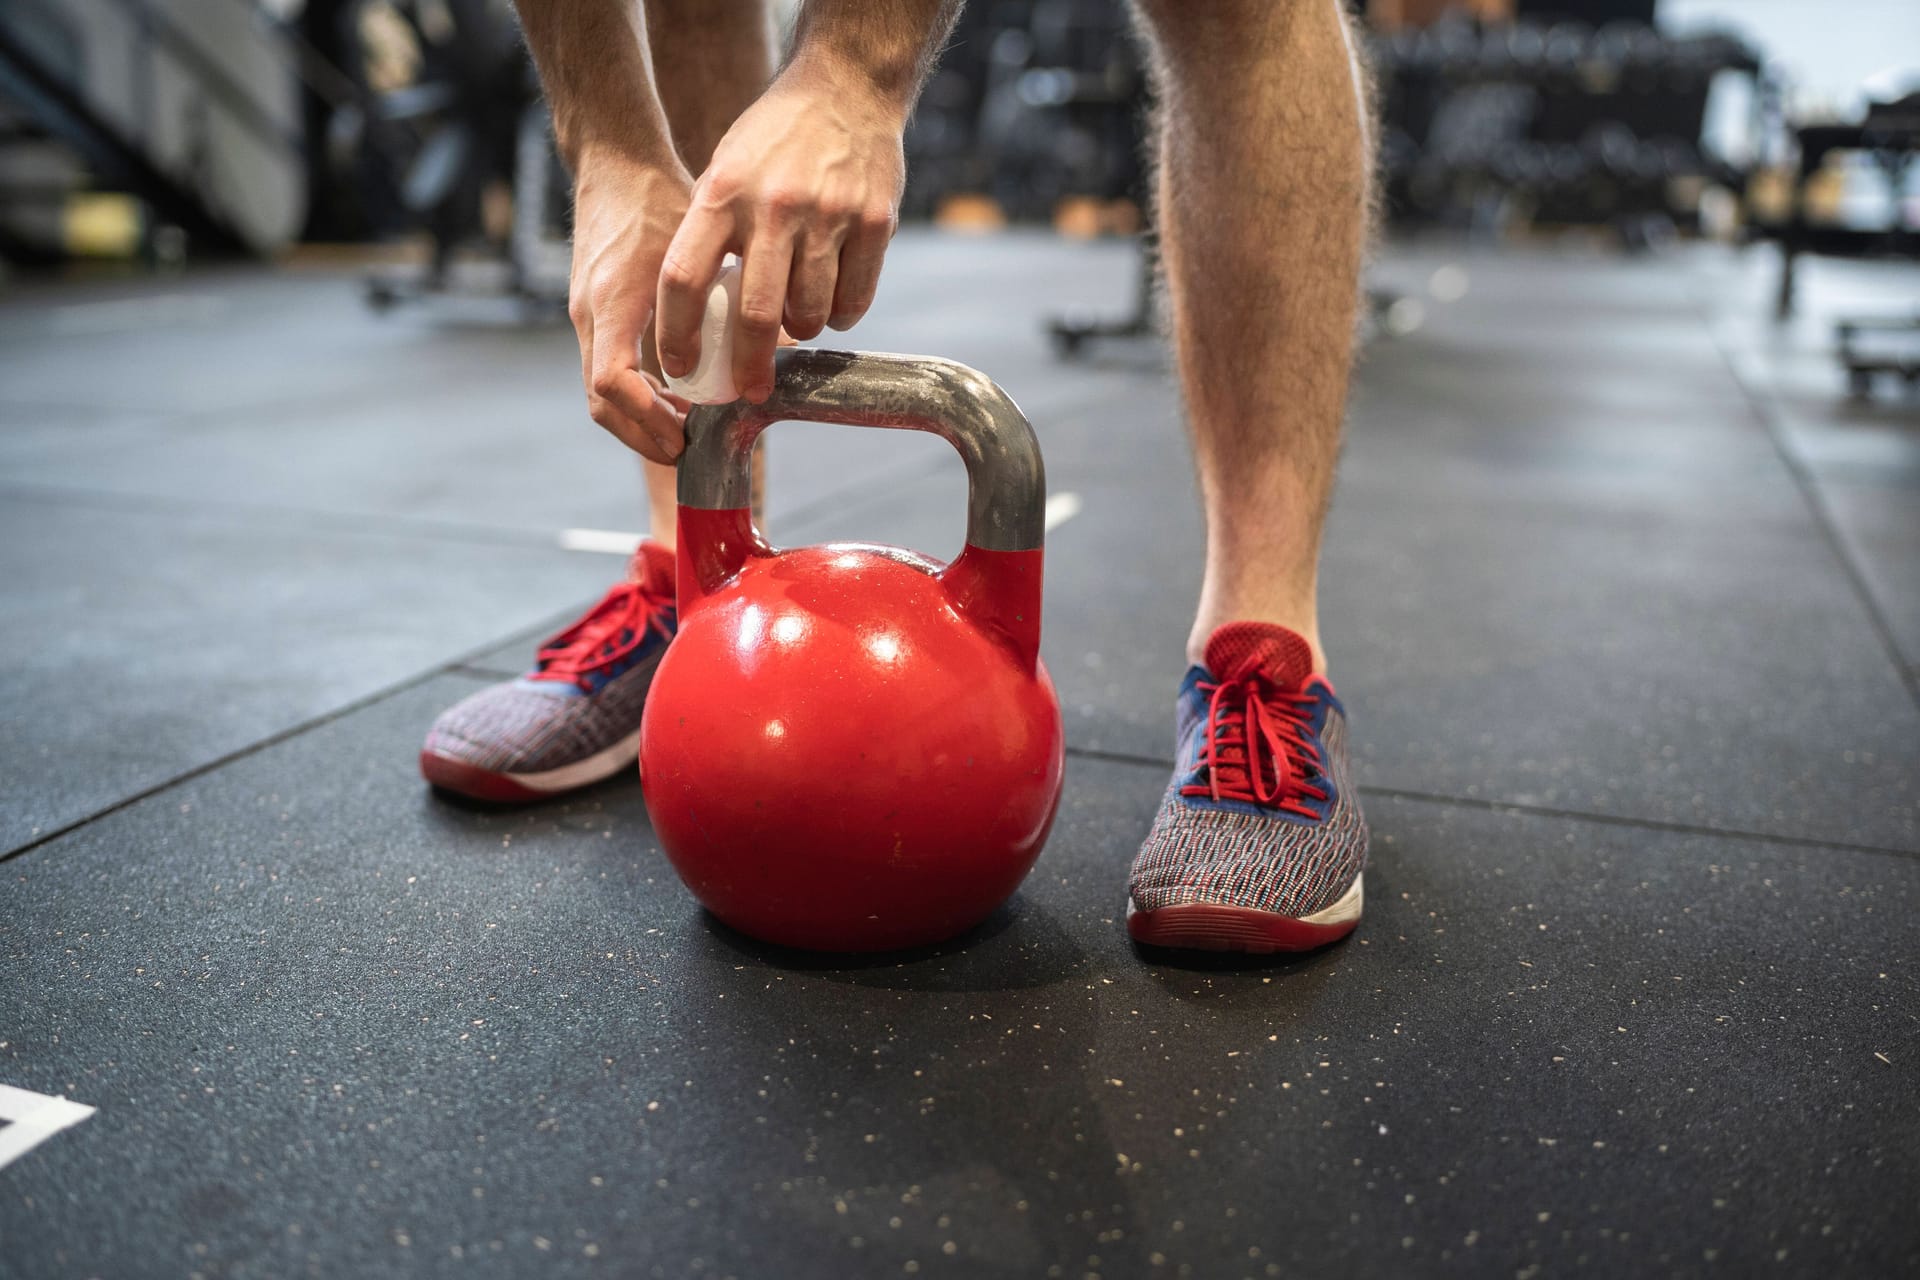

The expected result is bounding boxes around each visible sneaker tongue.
[1204,622,1314,690]
[627,540,677,594]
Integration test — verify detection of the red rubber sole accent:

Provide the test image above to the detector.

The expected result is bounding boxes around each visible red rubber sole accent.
[1127,902,1358,954]
[419,750,551,804]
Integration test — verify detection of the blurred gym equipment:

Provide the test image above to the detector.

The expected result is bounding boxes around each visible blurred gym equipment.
[4,0,1901,403]
[0,0,310,262]
[0,0,567,309]
[315,0,568,312]
[1370,11,1767,246]
[1743,86,1920,397]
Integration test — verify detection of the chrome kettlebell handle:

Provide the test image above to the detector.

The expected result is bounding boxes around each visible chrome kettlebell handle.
[678,349,1046,553]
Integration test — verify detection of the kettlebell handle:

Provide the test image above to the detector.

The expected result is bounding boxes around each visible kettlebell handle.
[678,349,1045,553]
[676,349,1048,669]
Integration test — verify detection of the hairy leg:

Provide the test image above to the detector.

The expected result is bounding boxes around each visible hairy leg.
[638,0,777,545]
[1132,0,1373,670]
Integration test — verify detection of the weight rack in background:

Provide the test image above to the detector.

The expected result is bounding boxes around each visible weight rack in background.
[1371,13,1767,247]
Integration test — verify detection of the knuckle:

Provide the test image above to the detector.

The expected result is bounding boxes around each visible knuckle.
[585,272,622,305]
[760,186,810,221]
[738,301,782,333]
[590,369,622,401]
[657,256,700,293]
[698,168,742,206]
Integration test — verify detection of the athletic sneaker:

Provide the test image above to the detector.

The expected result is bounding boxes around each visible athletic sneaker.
[1127,621,1368,953]
[420,541,675,802]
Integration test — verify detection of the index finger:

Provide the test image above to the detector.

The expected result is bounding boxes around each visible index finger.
[590,314,685,462]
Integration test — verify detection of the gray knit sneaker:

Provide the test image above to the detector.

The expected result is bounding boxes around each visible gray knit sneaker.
[420,542,674,802]
[1127,622,1368,953]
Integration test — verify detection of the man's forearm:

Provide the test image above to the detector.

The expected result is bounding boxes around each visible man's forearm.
[786,0,964,118]
[513,0,677,170]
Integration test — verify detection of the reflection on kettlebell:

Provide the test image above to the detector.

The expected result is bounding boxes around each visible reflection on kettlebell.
[639,349,1066,952]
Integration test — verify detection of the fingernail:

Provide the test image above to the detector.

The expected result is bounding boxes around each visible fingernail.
[661,354,688,378]
[746,383,771,404]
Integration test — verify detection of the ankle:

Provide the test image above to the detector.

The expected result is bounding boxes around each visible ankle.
[1187,612,1325,672]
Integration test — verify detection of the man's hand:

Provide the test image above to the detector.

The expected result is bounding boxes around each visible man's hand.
[654,64,906,405]
[514,0,956,442]
[569,145,697,462]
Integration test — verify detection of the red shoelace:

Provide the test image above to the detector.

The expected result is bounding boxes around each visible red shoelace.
[529,579,675,689]
[1181,677,1329,818]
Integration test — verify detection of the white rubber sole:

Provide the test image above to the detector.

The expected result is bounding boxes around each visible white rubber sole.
[422,728,641,803]
[1126,874,1364,953]
[507,728,642,792]
[1302,873,1365,926]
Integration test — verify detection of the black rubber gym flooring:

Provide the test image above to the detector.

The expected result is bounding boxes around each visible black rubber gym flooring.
[3,233,1917,1277]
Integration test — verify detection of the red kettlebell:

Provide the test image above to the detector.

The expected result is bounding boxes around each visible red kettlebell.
[639,349,1065,952]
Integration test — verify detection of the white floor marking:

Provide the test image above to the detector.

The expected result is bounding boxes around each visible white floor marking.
[564,494,1083,554]
[559,527,645,555]
[51,293,228,336]
[0,1084,96,1170]
[562,494,1081,554]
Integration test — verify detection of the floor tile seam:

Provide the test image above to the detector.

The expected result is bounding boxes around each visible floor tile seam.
[1058,745,1920,861]
[447,663,523,680]
[8,695,1910,870]
[0,605,596,866]
[1696,306,1920,706]
[0,480,580,555]
[1361,783,1920,862]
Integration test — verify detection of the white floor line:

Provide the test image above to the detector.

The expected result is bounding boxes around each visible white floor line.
[1044,491,1083,531]
[50,292,228,336]
[559,527,645,555]
[562,492,1080,553]
[0,1084,96,1170]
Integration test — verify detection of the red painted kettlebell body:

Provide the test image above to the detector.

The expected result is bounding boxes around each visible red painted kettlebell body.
[639,351,1064,952]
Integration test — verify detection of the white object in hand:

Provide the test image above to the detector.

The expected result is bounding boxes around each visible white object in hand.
[663,261,742,405]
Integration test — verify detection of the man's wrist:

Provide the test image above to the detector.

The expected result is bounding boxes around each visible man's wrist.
[783,0,963,127]
[779,44,918,129]
[572,129,689,186]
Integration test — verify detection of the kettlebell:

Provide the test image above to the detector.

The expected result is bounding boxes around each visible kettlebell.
[639,349,1065,952]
